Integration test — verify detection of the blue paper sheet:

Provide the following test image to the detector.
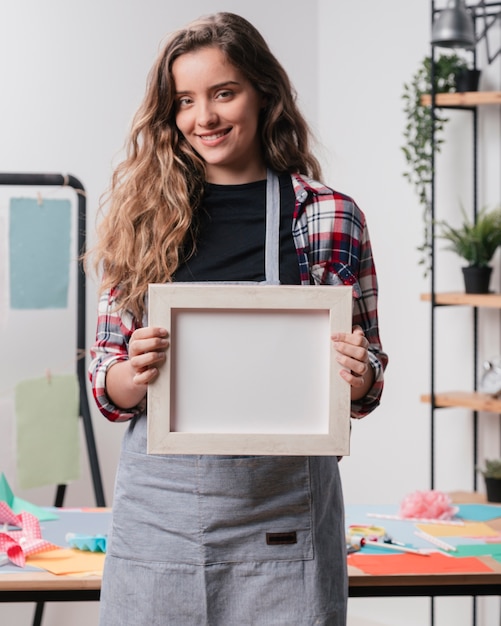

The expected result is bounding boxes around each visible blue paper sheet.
[9,197,71,309]
[457,503,501,522]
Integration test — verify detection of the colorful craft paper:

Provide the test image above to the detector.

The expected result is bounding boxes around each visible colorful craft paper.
[0,473,58,521]
[9,197,71,309]
[0,508,59,567]
[416,521,500,539]
[457,503,501,522]
[27,547,106,575]
[15,374,80,489]
[348,552,495,576]
[453,543,501,563]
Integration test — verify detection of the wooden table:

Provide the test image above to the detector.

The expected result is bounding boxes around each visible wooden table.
[348,560,501,598]
[1,496,500,602]
[0,508,109,603]
[347,492,501,598]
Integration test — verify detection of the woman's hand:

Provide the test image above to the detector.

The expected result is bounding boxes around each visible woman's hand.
[106,326,169,409]
[331,325,373,401]
[128,326,170,385]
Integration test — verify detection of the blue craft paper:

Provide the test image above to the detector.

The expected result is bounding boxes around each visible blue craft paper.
[457,503,501,522]
[9,197,71,309]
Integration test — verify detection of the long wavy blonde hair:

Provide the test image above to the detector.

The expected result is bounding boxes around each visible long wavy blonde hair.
[90,12,322,321]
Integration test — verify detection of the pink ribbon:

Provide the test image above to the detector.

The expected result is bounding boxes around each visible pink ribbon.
[0,502,59,567]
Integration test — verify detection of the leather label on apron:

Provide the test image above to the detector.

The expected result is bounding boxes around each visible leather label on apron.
[266,531,297,545]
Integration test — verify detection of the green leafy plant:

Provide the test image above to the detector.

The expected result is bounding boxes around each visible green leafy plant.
[478,459,501,479]
[438,206,501,267]
[402,53,469,273]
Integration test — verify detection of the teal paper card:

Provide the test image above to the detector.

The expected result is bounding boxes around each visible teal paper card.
[9,197,71,309]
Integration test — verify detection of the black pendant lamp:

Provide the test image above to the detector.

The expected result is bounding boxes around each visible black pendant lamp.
[431,0,476,48]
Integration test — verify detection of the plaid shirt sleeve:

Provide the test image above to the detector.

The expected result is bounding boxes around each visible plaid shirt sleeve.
[88,286,143,422]
[291,174,388,419]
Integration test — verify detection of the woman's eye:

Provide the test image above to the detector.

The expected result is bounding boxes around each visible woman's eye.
[177,96,192,108]
[215,90,232,100]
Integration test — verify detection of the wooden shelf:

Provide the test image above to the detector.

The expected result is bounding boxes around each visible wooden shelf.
[421,91,501,107]
[420,292,501,308]
[421,391,501,413]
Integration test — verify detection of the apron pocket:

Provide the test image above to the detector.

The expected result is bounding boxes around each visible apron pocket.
[108,452,314,565]
[197,455,313,564]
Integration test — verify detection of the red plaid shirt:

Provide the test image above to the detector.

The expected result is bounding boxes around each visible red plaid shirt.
[89,173,388,422]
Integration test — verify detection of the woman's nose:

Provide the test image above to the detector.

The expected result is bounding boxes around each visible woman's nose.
[196,100,218,127]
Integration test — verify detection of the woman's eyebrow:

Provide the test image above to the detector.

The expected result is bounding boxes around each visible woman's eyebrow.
[175,80,240,95]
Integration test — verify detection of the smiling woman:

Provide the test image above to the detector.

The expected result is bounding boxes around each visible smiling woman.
[173,47,266,184]
[87,11,387,626]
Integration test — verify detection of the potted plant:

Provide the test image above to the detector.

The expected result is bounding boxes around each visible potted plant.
[401,52,470,274]
[478,459,501,503]
[437,206,501,294]
[455,66,481,93]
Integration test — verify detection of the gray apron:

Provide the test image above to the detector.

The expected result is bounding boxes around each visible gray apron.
[99,172,348,626]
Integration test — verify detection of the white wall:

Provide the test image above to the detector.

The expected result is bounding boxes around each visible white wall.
[319,2,501,624]
[0,1,500,624]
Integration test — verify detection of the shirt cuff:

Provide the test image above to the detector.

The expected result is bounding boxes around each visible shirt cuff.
[350,351,384,419]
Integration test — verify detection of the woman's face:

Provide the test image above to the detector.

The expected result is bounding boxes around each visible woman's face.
[172,46,266,185]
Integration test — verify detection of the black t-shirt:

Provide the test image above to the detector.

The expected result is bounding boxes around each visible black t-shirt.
[174,173,300,285]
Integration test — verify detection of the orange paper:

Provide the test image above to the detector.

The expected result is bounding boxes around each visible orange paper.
[26,547,105,575]
[348,552,494,576]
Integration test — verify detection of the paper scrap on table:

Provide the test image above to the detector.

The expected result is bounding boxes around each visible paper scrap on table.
[348,552,495,576]
[453,543,501,563]
[15,374,80,489]
[416,521,500,538]
[0,473,58,521]
[9,197,71,309]
[27,547,106,575]
[457,503,501,522]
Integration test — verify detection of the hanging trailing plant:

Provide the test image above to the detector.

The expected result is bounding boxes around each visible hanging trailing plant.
[401,53,469,274]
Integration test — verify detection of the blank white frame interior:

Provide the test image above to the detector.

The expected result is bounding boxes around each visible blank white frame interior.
[147,283,352,456]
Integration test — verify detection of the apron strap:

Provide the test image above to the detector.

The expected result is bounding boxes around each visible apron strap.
[264,170,280,285]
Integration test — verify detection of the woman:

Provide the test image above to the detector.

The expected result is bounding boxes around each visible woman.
[89,12,388,626]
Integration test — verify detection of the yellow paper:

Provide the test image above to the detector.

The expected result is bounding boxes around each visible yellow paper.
[416,521,500,538]
[27,547,105,575]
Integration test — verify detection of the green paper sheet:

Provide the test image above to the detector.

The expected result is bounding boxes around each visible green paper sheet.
[9,197,71,309]
[15,374,80,489]
[0,473,58,521]
[454,543,501,563]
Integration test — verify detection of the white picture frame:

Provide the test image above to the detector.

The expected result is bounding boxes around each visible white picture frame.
[147,283,352,456]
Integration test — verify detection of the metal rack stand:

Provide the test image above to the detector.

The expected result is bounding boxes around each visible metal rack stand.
[0,172,106,626]
[0,172,106,508]
[428,2,501,625]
